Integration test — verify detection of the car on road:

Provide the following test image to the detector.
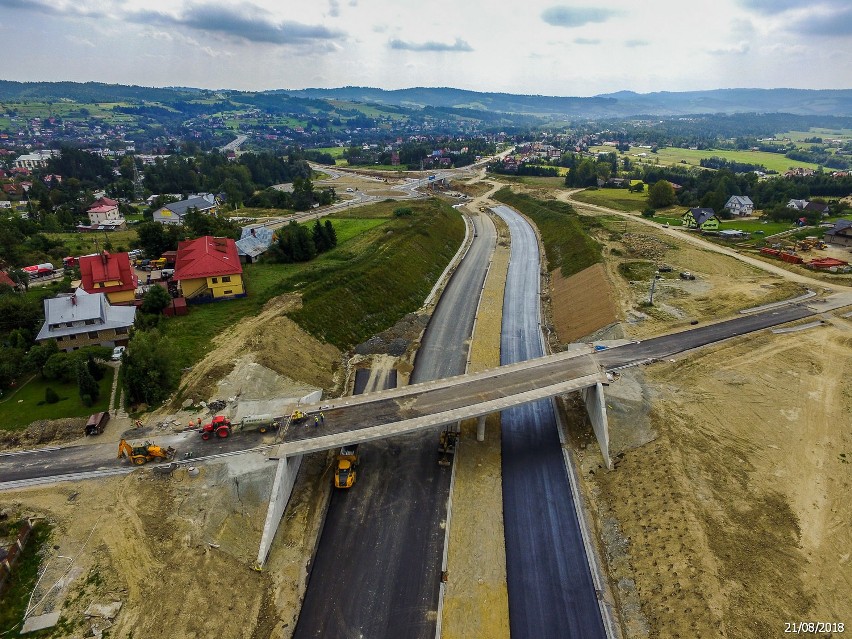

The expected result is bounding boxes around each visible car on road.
[662,223,670,228]
[111,346,126,361]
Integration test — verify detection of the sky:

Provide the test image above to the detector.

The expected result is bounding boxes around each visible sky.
[1,0,850,96]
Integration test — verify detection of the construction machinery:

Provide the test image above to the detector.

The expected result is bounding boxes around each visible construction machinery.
[201,415,232,440]
[199,414,280,440]
[118,439,176,465]
[334,445,360,489]
[438,427,459,466]
[290,409,309,425]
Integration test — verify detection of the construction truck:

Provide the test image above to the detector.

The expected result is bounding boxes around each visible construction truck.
[118,439,176,465]
[334,445,359,489]
[200,414,280,440]
[290,409,309,425]
[438,426,459,466]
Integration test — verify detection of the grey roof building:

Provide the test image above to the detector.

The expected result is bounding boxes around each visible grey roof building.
[236,225,275,263]
[36,289,136,351]
[152,195,218,225]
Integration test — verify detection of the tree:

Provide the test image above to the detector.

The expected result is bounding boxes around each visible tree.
[27,341,59,376]
[123,329,179,407]
[141,285,172,315]
[648,180,677,208]
[43,352,76,383]
[324,220,337,248]
[44,387,59,404]
[77,360,99,406]
[0,347,25,389]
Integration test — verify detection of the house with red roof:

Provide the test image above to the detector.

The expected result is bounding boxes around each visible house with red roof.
[87,196,123,226]
[78,251,138,305]
[0,271,17,289]
[173,236,245,302]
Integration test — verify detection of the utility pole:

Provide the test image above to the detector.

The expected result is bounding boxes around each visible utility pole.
[648,271,660,305]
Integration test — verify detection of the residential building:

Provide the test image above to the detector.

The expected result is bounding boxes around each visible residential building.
[35,289,136,352]
[724,195,754,217]
[152,195,218,225]
[13,150,58,170]
[236,226,274,264]
[787,199,809,210]
[682,208,720,231]
[78,251,138,305]
[87,196,123,226]
[824,219,852,247]
[174,236,245,302]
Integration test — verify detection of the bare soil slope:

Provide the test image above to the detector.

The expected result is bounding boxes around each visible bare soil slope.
[550,263,618,343]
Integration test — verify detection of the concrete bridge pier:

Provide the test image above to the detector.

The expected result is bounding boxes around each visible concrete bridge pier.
[581,382,612,470]
[476,415,486,442]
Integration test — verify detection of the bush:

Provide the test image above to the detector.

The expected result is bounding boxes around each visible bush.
[393,207,413,217]
[642,208,656,218]
[44,387,59,404]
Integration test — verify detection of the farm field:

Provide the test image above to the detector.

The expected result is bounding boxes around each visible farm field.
[590,145,821,173]
[570,187,647,212]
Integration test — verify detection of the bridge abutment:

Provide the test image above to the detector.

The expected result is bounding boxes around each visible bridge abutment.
[581,382,612,470]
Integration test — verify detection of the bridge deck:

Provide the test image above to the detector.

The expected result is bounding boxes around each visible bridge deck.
[276,347,605,456]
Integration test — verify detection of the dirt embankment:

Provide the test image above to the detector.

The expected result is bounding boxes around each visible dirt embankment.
[5,460,279,638]
[172,293,342,409]
[549,263,619,345]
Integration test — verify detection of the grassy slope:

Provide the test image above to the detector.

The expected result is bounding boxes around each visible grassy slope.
[570,188,648,212]
[289,199,465,348]
[165,200,463,366]
[493,188,601,277]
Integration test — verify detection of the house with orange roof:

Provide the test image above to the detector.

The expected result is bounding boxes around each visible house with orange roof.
[78,251,138,305]
[173,236,245,302]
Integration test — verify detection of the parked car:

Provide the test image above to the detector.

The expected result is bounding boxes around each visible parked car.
[679,271,696,280]
[657,264,673,272]
[111,346,126,361]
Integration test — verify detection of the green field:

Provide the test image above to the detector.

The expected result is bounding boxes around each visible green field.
[313,146,346,158]
[0,367,115,429]
[46,230,138,255]
[571,188,648,212]
[491,175,566,188]
[590,145,821,173]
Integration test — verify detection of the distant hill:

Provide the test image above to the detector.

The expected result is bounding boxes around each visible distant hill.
[1,81,851,118]
[280,86,852,117]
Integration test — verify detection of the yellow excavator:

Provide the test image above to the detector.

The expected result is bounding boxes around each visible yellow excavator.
[118,439,176,465]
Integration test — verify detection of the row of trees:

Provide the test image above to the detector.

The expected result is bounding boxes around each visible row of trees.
[266,219,338,263]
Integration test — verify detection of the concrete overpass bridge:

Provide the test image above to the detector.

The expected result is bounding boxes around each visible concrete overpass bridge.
[257,344,614,566]
[255,291,852,566]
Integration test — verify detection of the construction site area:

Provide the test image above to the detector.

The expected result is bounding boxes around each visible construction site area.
[1,173,851,639]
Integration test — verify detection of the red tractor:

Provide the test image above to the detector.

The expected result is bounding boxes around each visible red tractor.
[201,415,232,440]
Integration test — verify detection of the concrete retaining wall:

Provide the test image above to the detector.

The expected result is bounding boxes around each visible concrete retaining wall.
[581,382,612,470]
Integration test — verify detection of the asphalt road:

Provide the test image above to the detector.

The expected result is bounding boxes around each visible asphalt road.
[293,213,497,638]
[492,204,607,638]
[0,427,259,485]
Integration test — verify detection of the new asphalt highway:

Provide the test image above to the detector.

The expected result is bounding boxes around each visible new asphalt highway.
[492,204,607,638]
[293,212,497,638]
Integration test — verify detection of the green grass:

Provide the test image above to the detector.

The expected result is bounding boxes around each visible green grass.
[493,188,602,277]
[618,261,658,281]
[289,199,464,348]
[45,230,138,255]
[164,200,461,365]
[492,175,567,188]
[0,367,115,429]
[313,146,346,158]
[613,146,822,173]
[0,522,52,635]
[571,188,648,212]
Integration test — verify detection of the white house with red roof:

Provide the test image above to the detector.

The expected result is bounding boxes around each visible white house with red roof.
[87,196,124,226]
[78,251,138,305]
[173,236,245,302]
